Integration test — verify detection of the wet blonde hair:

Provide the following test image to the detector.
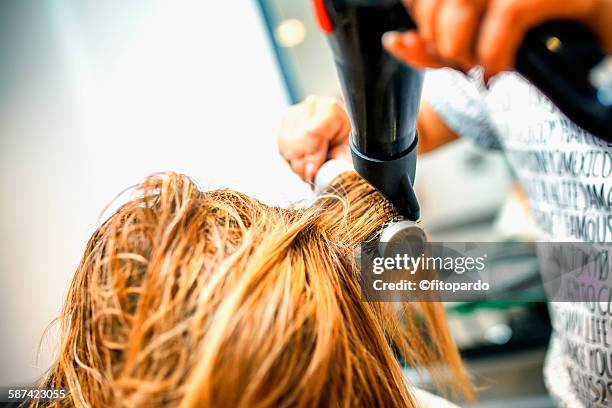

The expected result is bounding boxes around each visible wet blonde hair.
[38,171,472,407]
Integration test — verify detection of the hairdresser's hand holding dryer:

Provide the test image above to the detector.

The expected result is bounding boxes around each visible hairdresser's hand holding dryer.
[279,0,612,406]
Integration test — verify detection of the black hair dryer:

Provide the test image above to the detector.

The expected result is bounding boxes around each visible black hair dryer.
[312,0,612,222]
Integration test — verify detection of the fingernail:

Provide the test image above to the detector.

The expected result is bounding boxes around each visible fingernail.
[382,31,399,47]
[305,163,315,182]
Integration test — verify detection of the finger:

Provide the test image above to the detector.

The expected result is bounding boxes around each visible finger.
[323,106,351,153]
[304,141,329,183]
[306,98,348,143]
[477,0,534,78]
[585,2,612,51]
[435,0,484,69]
[477,0,597,79]
[329,144,352,162]
[290,157,306,180]
[383,30,447,69]
[410,0,443,43]
[304,163,316,185]
[326,101,351,146]
[278,126,298,162]
[277,105,303,160]
[277,136,294,163]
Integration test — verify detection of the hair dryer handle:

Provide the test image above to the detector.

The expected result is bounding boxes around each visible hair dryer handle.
[516,20,612,140]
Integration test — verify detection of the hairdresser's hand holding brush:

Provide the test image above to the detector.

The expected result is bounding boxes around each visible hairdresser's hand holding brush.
[278,96,351,184]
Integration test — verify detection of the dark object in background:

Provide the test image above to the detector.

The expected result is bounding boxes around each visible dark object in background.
[516,20,612,140]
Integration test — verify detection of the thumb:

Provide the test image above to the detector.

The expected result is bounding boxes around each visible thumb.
[304,142,329,184]
[304,163,317,185]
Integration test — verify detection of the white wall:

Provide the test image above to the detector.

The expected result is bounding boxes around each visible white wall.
[0,0,310,385]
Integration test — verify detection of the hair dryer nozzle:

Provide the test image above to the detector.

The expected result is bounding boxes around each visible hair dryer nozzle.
[351,135,420,221]
[319,0,423,220]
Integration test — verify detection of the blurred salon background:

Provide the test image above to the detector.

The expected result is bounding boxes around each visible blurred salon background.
[0,1,553,406]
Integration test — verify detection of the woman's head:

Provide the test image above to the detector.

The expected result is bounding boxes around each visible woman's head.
[41,171,471,407]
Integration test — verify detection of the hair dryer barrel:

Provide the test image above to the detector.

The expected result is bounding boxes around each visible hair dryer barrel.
[321,0,423,160]
[314,0,424,220]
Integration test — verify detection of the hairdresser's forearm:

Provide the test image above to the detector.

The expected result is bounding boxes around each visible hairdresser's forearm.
[417,101,459,155]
